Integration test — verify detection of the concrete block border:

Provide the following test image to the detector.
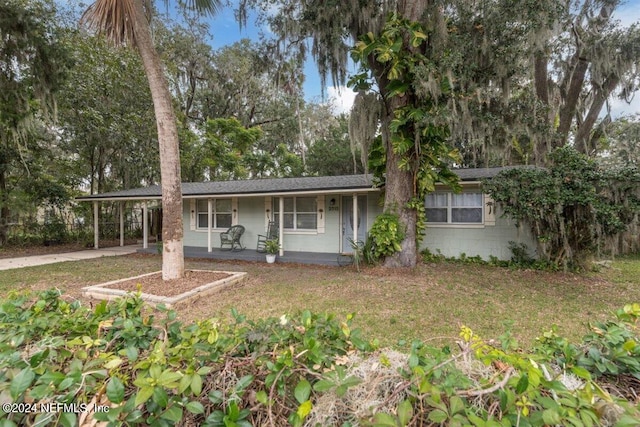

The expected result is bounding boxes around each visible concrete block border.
[82,270,247,308]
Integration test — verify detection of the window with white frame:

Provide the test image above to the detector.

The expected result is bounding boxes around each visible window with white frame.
[273,197,317,230]
[425,192,483,224]
[196,199,232,229]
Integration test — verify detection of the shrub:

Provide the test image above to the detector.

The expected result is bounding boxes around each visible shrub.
[1,290,639,426]
[484,147,640,271]
[366,212,405,262]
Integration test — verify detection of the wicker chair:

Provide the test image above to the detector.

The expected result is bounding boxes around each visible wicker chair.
[220,225,245,251]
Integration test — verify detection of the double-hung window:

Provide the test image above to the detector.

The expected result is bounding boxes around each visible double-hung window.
[196,199,232,229]
[425,192,483,224]
[273,197,317,230]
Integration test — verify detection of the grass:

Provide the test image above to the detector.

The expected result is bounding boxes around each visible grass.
[1,253,639,350]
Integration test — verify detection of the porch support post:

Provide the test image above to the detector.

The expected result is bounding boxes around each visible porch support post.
[352,193,358,244]
[207,199,213,252]
[93,201,99,249]
[278,196,284,257]
[119,201,125,247]
[142,201,148,249]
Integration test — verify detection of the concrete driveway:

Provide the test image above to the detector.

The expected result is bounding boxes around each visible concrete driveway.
[0,245,142,271]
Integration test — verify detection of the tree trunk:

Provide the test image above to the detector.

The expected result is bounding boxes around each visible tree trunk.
[575,73,619,154]
[131,0,184,280]
[0,166,9,246]
[556,54,588,145]
[381,104,418,267]
[377,0,426,268]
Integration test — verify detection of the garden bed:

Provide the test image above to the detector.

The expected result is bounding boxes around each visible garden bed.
[82,269,247,307]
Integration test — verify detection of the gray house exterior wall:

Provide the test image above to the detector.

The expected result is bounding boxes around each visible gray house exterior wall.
[182,192,379,254]
[420,204,535,260]
[77,170,538,261]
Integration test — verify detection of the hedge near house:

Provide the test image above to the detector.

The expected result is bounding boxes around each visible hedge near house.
[484,147,640,270]
[0,290,639,426]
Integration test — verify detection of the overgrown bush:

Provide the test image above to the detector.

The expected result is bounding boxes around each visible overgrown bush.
[1,290,639,426]
[484,147,640,271]
[365,212,406,263]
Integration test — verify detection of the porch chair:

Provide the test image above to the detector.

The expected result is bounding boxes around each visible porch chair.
[220,225,245,251]
[256,221,279,253]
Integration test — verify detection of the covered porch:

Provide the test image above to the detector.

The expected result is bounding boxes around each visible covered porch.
[76,175,378,259]
[137,245,344,266]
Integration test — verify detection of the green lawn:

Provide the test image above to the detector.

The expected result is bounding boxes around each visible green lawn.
[1,253,639,350]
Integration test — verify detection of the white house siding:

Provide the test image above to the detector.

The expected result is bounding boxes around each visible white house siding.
[420,205,536,260]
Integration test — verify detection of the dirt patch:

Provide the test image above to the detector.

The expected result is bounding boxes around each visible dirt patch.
[103,270,232,298]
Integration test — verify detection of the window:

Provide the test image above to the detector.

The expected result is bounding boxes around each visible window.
[273,197,317,230]
[197,199,232,229]
[425,192,483,224]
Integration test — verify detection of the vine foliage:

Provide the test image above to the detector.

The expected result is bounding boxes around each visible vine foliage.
[349,13,461,196]
[484,147,640,270]
[2,290,640,426]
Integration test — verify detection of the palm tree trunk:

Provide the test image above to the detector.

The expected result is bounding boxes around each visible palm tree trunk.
[131,0,184,280]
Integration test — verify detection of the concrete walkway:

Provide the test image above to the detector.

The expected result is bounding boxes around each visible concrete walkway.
[0,245,142,271]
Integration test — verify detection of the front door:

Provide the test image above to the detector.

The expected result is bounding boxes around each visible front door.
[341,195,367,253]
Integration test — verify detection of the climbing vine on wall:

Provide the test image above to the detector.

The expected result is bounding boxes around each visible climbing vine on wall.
[484,147,640,270]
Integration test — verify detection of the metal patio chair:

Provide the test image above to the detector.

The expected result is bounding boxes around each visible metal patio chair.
[256,221,279,253]
[220,225,245,251]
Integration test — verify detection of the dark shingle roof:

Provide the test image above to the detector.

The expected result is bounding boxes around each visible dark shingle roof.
[76,174,377,201]
[76,167,531,201]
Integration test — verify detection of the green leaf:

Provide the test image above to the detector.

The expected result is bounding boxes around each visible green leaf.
[185,401,205,415]
[542,409,561,425]
[449,396,465,415]
[125,346,139,361]
[373,412,399,426]
[58,377,75,391]
[236,375,253,391]
[10,368,35,400]
[428,409,449,423]
[190,374,203,396]
[615,414,640,427]
[161,405,183,422]
[179,374,191,394]
[515,374,529,394]
[153,386,169,408]
[570,366,592,380]
[58,412,77,427]
[228,400,240,420]
[205,410,224,424]
[106,377,125,404]
[313,380,334,392]
[134,386,154,406]
[294,379,311,404]
[467,413,486,427]
[208,389,223,404]
[158,369,182,387]
[104,357,123,370]
[255,390,268,405]
[398,400,413,425]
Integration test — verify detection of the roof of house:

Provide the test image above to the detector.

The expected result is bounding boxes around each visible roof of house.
[76,167,526,201]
